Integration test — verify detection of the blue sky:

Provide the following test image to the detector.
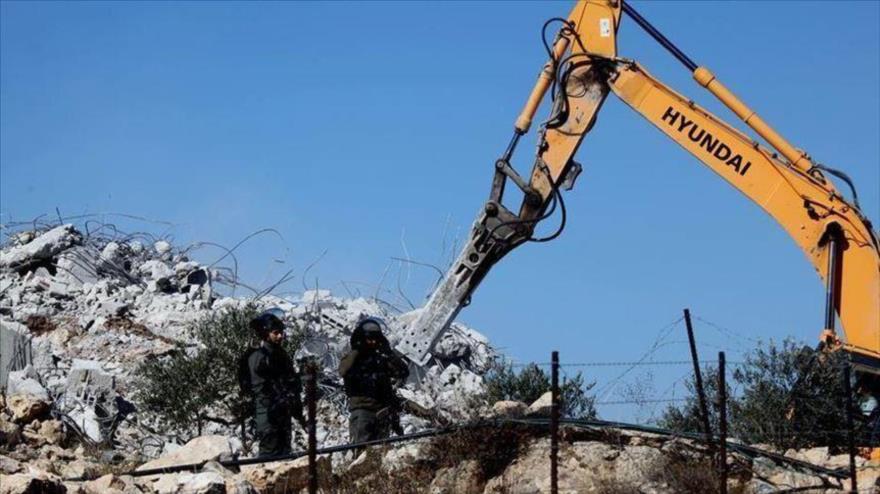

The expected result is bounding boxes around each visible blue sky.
[2,1,878,420]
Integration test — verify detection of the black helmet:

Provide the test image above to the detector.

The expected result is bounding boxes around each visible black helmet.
[250,308,285,339]
[350,316,387,350]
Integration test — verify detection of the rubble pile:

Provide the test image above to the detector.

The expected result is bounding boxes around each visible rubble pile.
[0,224,498,488]
[3,224,878,493]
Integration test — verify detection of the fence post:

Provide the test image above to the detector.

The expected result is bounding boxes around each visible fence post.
[843,364,858,494]
[717,351,727,494]
[684,308,713,443]
[306,361,318,494]
[550,351,559,494]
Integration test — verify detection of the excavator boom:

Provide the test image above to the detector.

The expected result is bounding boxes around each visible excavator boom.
[395,1,880,372]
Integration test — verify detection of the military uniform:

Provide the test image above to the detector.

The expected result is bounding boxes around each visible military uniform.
[246,341,305,457]
[339,343,409,444]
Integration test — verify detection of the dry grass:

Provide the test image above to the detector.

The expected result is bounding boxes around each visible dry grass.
[329,423,541,493]
[647,449,749,494]
[425,423,541,482]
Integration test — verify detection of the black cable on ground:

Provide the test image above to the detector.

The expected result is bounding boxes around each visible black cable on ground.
[66,417,851,482]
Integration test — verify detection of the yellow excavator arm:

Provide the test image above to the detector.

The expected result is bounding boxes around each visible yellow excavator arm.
[396,0,880,373]
[609,61,880,361]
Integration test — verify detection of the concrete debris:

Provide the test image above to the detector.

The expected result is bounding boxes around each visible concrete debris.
[3,223,868,494]
[241,455,332,493]
[7,394,51,424]
[152,471,226,494]
[56,246,101,288]
[0,471,67,494]
[0,224,82,270]
[6,366,49,401]
[526,391,553,417]
[428,459,482,494]
[137,435,237,472]
[153,241,172,257]
[491,400,528,418]
[81,473,135,494]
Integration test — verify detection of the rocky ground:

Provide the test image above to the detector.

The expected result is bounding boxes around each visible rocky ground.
[2,224,880,493]
[3,397,878,493]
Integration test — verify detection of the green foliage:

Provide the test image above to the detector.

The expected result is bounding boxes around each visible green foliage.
[133,304,303,442]
[484,361,597,419]
[730,339,848,450]
[135,347,213,438]
[659,339,852,450]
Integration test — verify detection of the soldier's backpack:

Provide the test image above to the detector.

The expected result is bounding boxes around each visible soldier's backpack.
[237,347,260,397]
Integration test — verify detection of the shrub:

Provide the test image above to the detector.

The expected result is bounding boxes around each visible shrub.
[730,339,849,450]
[657,365,724,436]
[484,361,597,419]
[134,304,304,445]
[659,339,854,451]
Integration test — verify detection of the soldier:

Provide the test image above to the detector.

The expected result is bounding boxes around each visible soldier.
[339,317,409,444]
[243,310,307,457]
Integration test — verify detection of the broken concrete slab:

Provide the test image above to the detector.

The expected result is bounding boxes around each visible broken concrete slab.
[0,224,82,271]
[6,366,49,401]
[527,391,553,417]
[137,435,237,472]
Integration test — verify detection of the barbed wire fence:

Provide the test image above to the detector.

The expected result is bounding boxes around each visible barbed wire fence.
[88,346,864,493]
[55,309,876,493]
[3,217,868,493]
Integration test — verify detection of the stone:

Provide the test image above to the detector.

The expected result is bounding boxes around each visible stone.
[0,454,23,474]
[138,260,174,284]
[178,471,226,494]
[382,442,423,471]
[785,446,830,465]
[480,438,676,494]
[65,405,102,443]
[55,247,100,287]
[38,444,76,462]
[83,473,126,494]
[137,435,235,472]
[526,391,553,417]
[491,400,528,418]
[429,459,482,494]
[150,471,226,494]
[154,241,172,256]
[12,231,36,245]
[200,461,235,478]
[22,423,48,447]
[0,472,67,494]
[434,329,472,360]
[38,420,64,445]
[47,281,73,299]
[65,360,115,398]
[58,459,102,481]
[744,478,777,494]
[98,300,129,317]
[100,242,121,262]
[7,394,50,423]
[0,224,82,270]
[62,482,85,494]
[0,416,21,448]
[241,456,331,493]
[151,474,181,494]
[6,367,50,401]
[225,477,258,494]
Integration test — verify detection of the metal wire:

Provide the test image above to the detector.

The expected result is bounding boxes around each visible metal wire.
[64,416,850,482]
